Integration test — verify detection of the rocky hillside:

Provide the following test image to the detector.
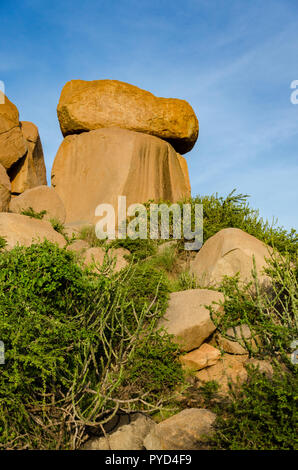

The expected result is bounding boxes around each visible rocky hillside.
[0,82,297,451]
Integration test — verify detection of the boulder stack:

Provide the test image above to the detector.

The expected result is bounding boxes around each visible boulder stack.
[53,80,197,225]
[0,92,47,198]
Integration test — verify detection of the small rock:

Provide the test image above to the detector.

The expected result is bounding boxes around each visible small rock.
[196,354,249,395]
[180,343,221,371]
[0,93,27,169]
[9,121,47,193]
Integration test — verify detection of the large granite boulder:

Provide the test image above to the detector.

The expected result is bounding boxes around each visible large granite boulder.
[190,228,273,286]
[9,121,47,194]
[57,79,198,154]
[0,93,27,170]
[51,127,191,225]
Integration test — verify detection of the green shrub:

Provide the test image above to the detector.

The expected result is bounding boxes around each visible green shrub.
[0,241,182,449]
[110,237,156,261]
[49,218,66,236]
[0,236,6,250]
[207,252,298,358]
[123,263,170,318]
[78,225,104,247]
[211,365,298,450]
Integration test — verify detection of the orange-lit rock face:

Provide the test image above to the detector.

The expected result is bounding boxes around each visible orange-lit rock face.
[0,93,27,170]
[57,79,198,154]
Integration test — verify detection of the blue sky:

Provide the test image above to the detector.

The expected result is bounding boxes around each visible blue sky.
[1,0,297,230]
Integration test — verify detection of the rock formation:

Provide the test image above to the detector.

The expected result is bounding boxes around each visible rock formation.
[0,93,27,170]
[0,92,47,197]
[9,121,47,194]
[52,127,191,225]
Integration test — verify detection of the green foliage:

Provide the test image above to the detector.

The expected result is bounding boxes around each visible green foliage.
[20,206,47,220]
[123,263,170,318]
[49,218,66,236]
[149,244,178,273]
[208,252,298,358]
[180,190,298,257]
[110,237,156,261]
[0,242,182,449]
[211,365,298,450]
[171,270,199,292]
[78,225,104,247]
[124,331,184,395]
[0,236,6,250]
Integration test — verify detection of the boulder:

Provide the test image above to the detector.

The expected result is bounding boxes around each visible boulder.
[9,186,66,223]
[0,163,11,211]
[215,324,261,355]
[8,121,47,193]
[157,289,224,352]
[180,343,221,371]
[190,228,272,287]
[0,212,66,249]
[82,413,155,450]
[57,79,198,154]
[196,355,273,396]
[196,354,249,395]
[51,128,191,225]
[0,93,27,169]
[144,408,216,450]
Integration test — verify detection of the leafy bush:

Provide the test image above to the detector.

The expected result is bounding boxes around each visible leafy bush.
[123,263,170,318]
[0,242,182,449]
[49,218,66,237]
[0,236,6,250]
[78,225,104,247]
[180,190,298,257]
[208,252,298,358]
[110,237,156,261]
[211,364,298,450]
